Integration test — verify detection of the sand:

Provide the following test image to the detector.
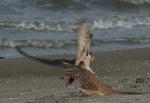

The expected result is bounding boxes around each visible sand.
[0,48,150,103]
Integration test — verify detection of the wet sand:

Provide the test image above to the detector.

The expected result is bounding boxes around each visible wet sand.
[0,48,150,103]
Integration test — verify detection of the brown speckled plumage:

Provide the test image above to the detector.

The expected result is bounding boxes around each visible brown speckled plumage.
[64,63,120,96]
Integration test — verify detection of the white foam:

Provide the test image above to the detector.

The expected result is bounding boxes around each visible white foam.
[0,39,77,48]
[92,16,150,30]
[118,0,150,5]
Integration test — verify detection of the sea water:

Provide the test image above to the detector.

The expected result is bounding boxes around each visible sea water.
[1,0,150,58]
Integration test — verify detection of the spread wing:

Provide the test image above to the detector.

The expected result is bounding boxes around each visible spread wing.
[75,22,93,66]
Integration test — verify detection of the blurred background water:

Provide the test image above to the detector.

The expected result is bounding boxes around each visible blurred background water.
[1,0,150,58]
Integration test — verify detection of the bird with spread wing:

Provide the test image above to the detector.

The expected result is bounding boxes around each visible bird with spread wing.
[63,21,121,96]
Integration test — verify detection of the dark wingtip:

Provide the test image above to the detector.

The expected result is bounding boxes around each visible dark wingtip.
[120,92,144,95]
[113,90,144,95]
[0,57,4,59]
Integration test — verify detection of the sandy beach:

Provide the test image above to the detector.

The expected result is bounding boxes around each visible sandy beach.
[0,48,150,103]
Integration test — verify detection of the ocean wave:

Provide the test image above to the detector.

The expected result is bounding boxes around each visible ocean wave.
[0,39,76,48]
[1,16,150,32]
[1,37,150,49]
[0,20,77,32]
[93,37,150,44]
[93,16,150,30]
[117,0,150,5]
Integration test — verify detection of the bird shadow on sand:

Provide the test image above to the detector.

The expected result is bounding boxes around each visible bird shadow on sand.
[15,46,75,68]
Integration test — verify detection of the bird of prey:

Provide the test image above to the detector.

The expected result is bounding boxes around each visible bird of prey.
[64,21,120,96]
